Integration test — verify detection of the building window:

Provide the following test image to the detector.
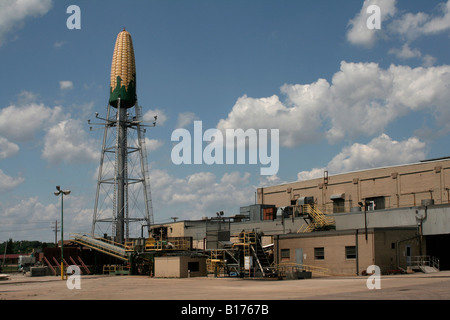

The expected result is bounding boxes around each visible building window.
[365,196,385,210]
[188,262,200,272]
[280,249,290,261]
[314,247,324,260]
[332,198,345,213]
[345,246,356,259]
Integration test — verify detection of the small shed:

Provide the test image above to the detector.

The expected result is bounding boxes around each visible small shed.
[155,255,207,278]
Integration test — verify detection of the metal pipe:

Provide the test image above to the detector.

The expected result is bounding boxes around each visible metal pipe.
[355,229,359,276]
[115,98,127,244]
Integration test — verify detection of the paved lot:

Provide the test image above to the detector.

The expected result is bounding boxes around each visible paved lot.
[1,271,450,300]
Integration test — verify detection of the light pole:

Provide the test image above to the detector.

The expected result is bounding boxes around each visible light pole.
[358,201,368,241]
[54,185,70,280]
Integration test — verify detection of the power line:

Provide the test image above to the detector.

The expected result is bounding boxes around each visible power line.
[0,221,55,225]
[50,220,59,246]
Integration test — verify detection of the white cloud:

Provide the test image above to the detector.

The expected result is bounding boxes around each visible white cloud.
[42,119,100,165]
[0,191,99,241]
[59,80,73,90]
[297,168,326,182]
[393,0,450,37]
[258,174,287,187]
[144,108,167,126]
[0,169,24,193]
[0,197,62,241]
[388,43,422,59]
[0,136,19,159]
[3,197,56,222]
[347,0,450,62]
[0,0,53,47]
[422,54,438,67]
[218,61,450,147]
[327,134,426,173]
[422,1,450,34]
[346,0,397,47]
[388,43,437,67]
[347,0,450,45]
[176,112,199,128]
[150,169,254,221]
[217,79,329,148]
[0,102,63,142]
[144,138,163,152]
[389,12,429,40]
[297,134,427,181]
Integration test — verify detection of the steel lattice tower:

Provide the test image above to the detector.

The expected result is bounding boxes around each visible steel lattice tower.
[90,29,156,244]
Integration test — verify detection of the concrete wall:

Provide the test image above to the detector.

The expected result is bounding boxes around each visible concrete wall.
[334,204,450,236]
[422,205,450,235]
[334,207,418,230]
[373,229,423,273]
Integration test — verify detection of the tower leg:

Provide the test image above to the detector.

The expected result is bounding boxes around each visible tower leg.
[91,105,111,237]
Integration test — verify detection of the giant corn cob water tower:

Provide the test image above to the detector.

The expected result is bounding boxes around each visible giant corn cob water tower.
[90,29,155,244]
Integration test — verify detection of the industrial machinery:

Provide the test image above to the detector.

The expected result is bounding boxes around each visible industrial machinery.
[206,231,276,278]
[18,255,36,273]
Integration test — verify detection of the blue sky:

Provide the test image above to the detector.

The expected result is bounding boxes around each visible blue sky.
[1,0,450,242]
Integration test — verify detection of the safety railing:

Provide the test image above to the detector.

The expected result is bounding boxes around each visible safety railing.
[71,233,128,261]
[144,237,191,251]
[297,204,335,233]
[275,262,329,276]
[408,256,440,270]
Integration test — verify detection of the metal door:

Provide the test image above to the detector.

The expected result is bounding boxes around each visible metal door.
[295,248,303,266]
[406,245,412,266]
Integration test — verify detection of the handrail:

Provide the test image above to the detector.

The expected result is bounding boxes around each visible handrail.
[144,237,191,251]
[71,233,128,261]
[409,255,440,270]
[297,204,335,233]
[275,262,329,275]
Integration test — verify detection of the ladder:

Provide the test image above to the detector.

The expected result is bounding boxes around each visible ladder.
[135,103,154,227]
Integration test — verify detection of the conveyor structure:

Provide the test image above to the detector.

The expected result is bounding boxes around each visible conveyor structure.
[72,233,129,261]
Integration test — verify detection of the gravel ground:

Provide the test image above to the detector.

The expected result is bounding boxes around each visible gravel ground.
[1,271,450,300]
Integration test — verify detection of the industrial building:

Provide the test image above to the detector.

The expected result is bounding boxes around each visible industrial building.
[32,157,450,279]
[35,29,450,279]
[146,157,450,277]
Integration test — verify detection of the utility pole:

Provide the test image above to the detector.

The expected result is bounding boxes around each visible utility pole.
[51,220,59,246]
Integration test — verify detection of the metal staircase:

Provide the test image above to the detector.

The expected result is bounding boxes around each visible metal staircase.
[298,204,335,233]
[235,231,274,277]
